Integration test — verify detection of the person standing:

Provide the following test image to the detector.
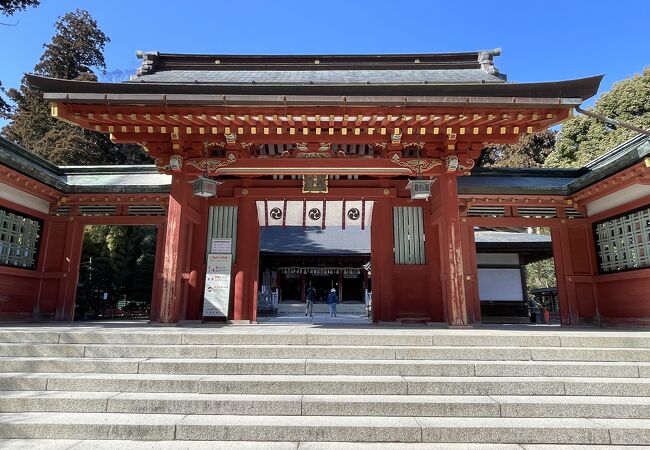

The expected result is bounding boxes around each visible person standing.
[305,284,316,317]
[327,288,338,318]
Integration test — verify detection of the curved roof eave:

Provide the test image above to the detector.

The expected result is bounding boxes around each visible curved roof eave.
[26,74,603,106]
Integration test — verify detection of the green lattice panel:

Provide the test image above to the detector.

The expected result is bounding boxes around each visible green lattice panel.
[595,206,650,272]
[0,208,41,269]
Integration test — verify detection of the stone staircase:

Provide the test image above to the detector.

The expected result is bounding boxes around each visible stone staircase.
[277,302,368,315]
[0,325,649,448]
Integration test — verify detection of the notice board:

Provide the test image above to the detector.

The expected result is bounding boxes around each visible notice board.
[203,252,232,317]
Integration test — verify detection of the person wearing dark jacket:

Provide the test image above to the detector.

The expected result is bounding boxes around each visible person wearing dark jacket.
[327,288,338,318]
[305,285,316,317]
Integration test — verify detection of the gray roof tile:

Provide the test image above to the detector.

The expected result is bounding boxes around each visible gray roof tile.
[131,68,505,85]
[475,231,551,243]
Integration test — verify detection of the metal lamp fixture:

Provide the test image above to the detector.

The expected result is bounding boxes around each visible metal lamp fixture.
[406,178,434,200]
[190,175,221,198]
[190,143,222,198]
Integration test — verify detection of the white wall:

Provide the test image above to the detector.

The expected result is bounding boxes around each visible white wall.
[478,268,524,301]
[587,183,650,216]
[0,181,50,214]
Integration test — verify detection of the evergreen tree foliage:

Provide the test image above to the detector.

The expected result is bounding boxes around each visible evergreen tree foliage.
[478,130,556,168]
[546,67,650,167]
[0,82,9,119]
[0,0,39,16]
[525,258,556,290]
[1,9,152,165]
[76,225,157,320]
[34,9,108,79]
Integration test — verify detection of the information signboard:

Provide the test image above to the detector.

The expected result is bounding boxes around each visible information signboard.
[210,238,232,254]
[203,253,233,317]
[207,254,232,273]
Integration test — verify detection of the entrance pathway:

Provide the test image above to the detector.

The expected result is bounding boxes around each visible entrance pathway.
[258,312,370,325]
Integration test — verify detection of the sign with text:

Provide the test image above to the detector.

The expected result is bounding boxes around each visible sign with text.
[206,253,232,273]
[203,253,232,317]
[211,238,232,254]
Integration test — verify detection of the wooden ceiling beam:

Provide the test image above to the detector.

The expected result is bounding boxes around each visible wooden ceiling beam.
[107,129,526,149]
[59,103,569,119]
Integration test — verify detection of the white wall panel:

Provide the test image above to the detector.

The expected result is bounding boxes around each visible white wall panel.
[478,268,524,301]
[0,182,50,214]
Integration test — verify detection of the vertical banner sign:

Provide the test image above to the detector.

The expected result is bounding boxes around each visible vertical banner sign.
[203,238,233,318]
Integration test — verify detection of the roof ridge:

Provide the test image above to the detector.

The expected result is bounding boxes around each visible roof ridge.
[132,49,505,79]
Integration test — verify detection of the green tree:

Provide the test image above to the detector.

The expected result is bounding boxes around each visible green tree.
[76,225,157,320]
[1,9,151,165]
[34,9,109,80]
[546,67,650,167]
[0,0,39,16]
[0,81,12,120]
[525,258,556,290]
[478,130,556,168]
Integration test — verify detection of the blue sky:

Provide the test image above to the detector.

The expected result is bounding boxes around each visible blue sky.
[1,0,649,115]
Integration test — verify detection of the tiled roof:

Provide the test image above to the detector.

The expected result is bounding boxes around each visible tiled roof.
[0,136,170,194]
[475,231,551,243]
[131,68,505,85]
[458,170,580,195]
[26,50,602,107]
[130,50,506,85]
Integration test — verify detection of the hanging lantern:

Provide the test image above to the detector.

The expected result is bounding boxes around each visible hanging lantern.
[406,178,434,200]
[190,176,221,198]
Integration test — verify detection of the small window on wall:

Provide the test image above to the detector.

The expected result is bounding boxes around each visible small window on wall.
[0,207,42,270]
[594,205,650,273]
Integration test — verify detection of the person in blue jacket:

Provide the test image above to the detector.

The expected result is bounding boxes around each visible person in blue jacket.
[327,288,338,318]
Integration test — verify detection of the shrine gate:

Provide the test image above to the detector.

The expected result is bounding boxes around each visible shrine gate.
[1,49,648,326]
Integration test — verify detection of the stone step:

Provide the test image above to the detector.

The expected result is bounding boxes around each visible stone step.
[0,357,647,378]
[0,344,536,360]
[1,413,649,444]
[277,303,367,314]
[2,373,650,396]
[0,441,301,450]
[1,330,650,349]
[3,442,648,450]
[2,391,649,419]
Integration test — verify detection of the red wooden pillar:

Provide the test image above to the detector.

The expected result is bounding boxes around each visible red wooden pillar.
[54,218,84,321]
[551,224,573,325]
[159,176,190,324]
[149,222,166,322]
[438,174,469,326]
[551,219,597,325]
[370,196,394,321]
[232,198,259,322]
[35,218,52,319]
[185,200,209,320]
[460,219,480,324]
